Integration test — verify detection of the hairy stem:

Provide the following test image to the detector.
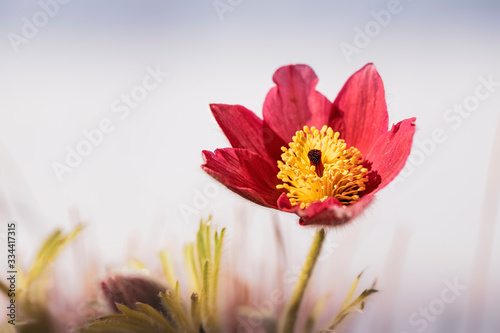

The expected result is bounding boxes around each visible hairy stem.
[283,228,325,333]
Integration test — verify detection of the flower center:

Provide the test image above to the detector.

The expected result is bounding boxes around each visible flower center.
[276,126,368,209]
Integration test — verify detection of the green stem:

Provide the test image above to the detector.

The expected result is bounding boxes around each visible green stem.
[283,228,325,333]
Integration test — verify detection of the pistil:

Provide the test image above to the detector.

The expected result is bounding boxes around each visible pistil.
[307,149,324,177]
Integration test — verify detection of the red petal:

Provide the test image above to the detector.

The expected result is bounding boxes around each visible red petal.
[201,148,282,208]
[263,64,333,144]
[210,104,284,162]
[278,193,374,227]
[333,63,389,155]
[365,117,416,191]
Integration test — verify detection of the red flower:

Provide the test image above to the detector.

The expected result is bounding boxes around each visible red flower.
[202,63,415,226]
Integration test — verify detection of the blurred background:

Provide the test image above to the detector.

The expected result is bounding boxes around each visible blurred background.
[1,0,500,332]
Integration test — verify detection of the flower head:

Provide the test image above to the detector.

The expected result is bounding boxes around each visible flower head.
[202,63,415,226]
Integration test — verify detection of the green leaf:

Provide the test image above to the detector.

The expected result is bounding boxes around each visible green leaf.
[304,295,328,333]
[80,217,227,333]
[159,250,176,287]
[27,225,83,285]
[135,303,176,332]
[0,280,9,296]
[327,273,378,330]
[160,291,194,332]
[212,228,225,310]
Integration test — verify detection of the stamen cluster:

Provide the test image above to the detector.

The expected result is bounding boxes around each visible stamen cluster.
[277,126,368,209]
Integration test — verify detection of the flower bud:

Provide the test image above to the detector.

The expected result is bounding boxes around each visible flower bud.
[100,273,167,314]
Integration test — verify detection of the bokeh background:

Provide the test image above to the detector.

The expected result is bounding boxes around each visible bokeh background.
[1,0,500,332]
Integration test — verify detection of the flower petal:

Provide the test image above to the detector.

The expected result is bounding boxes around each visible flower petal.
[365,117,416,191]
[210,103,285,162]
[202,148,283,208]
[333,63,389,155]
[278,193,374,226]
[263,64,333,144]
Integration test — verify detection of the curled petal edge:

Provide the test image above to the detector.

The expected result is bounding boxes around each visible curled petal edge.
[278,193,375,227]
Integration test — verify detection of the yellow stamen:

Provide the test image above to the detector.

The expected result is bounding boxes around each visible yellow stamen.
[277,125,368,209]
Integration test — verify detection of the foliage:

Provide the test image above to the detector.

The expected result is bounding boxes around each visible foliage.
[0,225,83,333]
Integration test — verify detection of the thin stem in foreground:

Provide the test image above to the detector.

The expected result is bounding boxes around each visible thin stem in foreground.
[283,228,326,333]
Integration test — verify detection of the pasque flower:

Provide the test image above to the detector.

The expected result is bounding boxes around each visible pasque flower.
[202,63,415,226]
